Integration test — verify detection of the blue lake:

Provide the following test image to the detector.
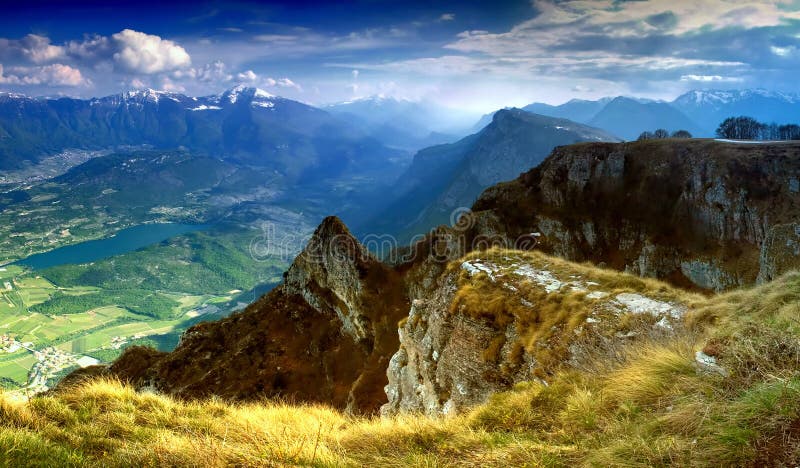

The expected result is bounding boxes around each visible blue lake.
[16,223,209,270]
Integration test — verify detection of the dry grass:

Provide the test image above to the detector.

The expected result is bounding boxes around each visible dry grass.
[4,251,800,466]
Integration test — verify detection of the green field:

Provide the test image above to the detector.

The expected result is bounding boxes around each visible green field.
[0,227,290,391]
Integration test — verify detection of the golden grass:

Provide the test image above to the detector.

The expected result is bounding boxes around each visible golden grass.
[4,251,800,466]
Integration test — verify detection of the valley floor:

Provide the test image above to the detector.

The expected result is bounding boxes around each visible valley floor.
[3,249,800,466]
[0,228,291,395]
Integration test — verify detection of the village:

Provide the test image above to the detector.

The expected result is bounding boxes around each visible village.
[1,333,100,396]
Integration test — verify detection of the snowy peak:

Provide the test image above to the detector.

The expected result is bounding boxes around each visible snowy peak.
[674,89,800,107]
[219,85,276,104]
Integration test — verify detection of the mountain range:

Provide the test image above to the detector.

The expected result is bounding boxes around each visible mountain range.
[492,89,800,140]
[0,86,406,183]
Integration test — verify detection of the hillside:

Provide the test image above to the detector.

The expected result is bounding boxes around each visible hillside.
[361,109,619,241]
[6,248,800,465]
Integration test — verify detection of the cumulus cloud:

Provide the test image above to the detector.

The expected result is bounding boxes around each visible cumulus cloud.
[112,29,191,74]
[66,35,111,61]
[236,69,258,82]
[0,34,66,64]
[160,76,185,92]
[275,77,300,90]
[0,63,88,86]
[439,13,455,21]
[173,60,234,83]
[20,35,65,63]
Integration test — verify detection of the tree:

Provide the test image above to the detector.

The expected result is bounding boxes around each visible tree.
[653,128,669,139]
[637,131,654,141]
[763,123,779,141]
[779,124,800,140]
[671,130,692,138]
[716,116,764,140]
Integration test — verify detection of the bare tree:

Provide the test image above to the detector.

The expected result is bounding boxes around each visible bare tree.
[671,130,692,138]
[716,116,764,140]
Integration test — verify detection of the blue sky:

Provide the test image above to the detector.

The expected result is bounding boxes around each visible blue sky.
[1,0,800,111]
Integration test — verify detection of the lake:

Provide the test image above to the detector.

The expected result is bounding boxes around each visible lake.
[16,223,209,270]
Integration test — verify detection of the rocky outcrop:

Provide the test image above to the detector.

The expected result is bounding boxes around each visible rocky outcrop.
[474,139,800,291]
[382,251,690,416]
[101,217,409,413]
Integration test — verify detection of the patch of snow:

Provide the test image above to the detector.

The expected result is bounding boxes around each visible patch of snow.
[655,316,672,329]
[254,88,274,98]
[252,101,275,109]
[190,105,222,111]
[714,139,772,144]
[586,317,601,324]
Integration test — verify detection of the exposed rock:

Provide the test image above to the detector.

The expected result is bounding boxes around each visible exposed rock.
[101,217,409,414]
[474,139,800,291]
[382,250,690,417]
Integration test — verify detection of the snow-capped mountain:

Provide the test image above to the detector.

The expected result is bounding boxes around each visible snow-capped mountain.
[671,89,800,134]
[0,86,404,177]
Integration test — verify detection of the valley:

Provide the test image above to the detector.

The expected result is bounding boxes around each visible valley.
[0,225,291,394]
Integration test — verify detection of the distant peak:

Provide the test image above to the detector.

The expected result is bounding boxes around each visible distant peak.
[221,85,275,104]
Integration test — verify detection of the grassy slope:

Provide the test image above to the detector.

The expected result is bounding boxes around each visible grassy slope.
[3,251,800,466]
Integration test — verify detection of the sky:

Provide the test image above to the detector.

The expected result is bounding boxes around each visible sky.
[1,0,799,112]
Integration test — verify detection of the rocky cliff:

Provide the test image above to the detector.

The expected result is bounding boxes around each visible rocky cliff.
[102,217,409,413]
[382,249,693,416]
[474,139,800,291]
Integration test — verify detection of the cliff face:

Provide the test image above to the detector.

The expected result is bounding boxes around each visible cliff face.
[106,217,409,413]
[474,139,800,291]
[382,250,691,416]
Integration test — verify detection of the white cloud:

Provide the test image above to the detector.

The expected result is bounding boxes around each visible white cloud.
[160,76,185,92]
[0,63,88,86]
[771,45,795,56]
[20,35,65,63]
[276,77,300,89]
[439,13,455,21]
[66,35,111,61]
[680,74,744,82]
[112,29,191,74]
[236,69,258,82]
[177,60,234,82]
